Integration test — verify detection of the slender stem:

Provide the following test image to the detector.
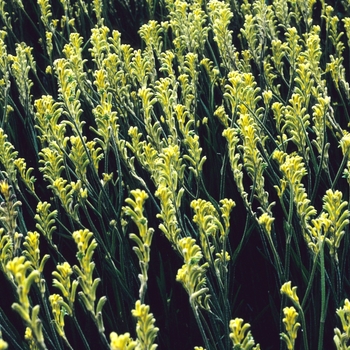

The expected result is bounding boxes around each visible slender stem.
[73,315,91,350]
[40,288,63,350]
[297,305,309,350]
[191,303,211,350]
[332,152,348,190]
[317,240,327,350]
[267,232,284,285]
[301,254,319,309]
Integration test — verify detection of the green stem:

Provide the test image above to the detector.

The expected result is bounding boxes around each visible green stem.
[73,315,91,350]
[284,222,292,282]
[267,232,284,285]
[191,303,211,350]
[296,304,309,350]
[317,240,327,350]
[331,153,348,190]
[284,186,295,282]
[301,254,319,309]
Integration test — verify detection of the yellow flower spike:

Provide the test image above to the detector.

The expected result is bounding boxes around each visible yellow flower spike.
[131,49,153,88]
[300,25,323,85]
[110,331,137,350]
[69,136,90,181]
[214,250,231,274]
[333,327,350,350]
[52,262,73,295]
[308,213,331,255]
[312,94,330,156]
[280,306,300,350]
[156,144,185,189]
[273,150,317,249]
[8,43,35,115]
[284,92,311,158]
[92,85,119,152]
[214,105,230,128]
[123,189,155,301]
[241,13,263,64]
[13,158,35,192]
[271,102,287,147]
[123,189,150,239]
[325,55,348,93]
[30,305,45,349]
[49,294,72,337]
[72,229,106,332]
[154,77,177,132]
[92,0,103,26]
[200,57,220,86]
[132,300,159,350]
[0,2,12,30]
[54,58,85,134]
[340,132,350,158]
[0,128,19,183]
[285,27,302,71]
[34,95,66,147]
[24,327,37,350]
[229,318,260,349]
[280,281,300,306]
[237,112,269,211]
[339,130,350,184]
[323,6,344,58]
[222,127,249,210]
[94,68,110,95]
[263,59,281,96]
[191,198,220,262]
[6,256,45,348]
[320,189,350,262]
[37,0,52,29]
[89,25,110,68]
[85,139,103,172]
[167,0,208,57]
[0,228,13,271]
[39,146,65,184]
[181,52,199,106]
[52,262,78,309]
[23,231,50,273]
[294,61,314,107]
[0,180,11,201]
[139,20,164,55]
[35,201,58,247]
[176,237,210,310]
[127,126,145,162]
[49,177,77,219]
[258,212,275,236]
[62,32,89,96]
[337,299,350,335]
[262,89,273,106]
[343,17,350,48]
[271,39,288,76]
[334,299,350,349]
[138,86,159,142]
[0,180,22,252]
[155,184,182,245]
[219,198,235,232]
[183,133,206,178]
[72,229,95,264]
[207,0,236,70]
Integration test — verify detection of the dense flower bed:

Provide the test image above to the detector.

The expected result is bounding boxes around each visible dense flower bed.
[0,0,350,349]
